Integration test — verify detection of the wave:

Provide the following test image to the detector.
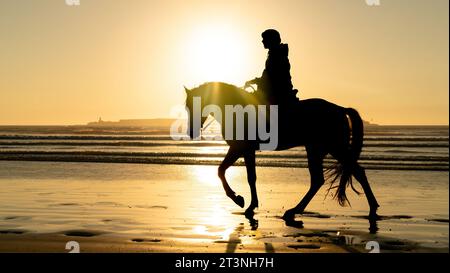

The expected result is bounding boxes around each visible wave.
[0,126,447,171]
[0,135,174,141]
[0,140,448,148]
[0,134,448,142]
[0,150,447,171]
[364,137,449,141]
[0,150,447,161]
[0,153,447,171]
[0,141,223,147]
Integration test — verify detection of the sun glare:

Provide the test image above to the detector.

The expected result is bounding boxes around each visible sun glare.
[184,24,250,85]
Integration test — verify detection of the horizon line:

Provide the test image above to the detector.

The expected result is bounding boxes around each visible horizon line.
[0,118,449,127]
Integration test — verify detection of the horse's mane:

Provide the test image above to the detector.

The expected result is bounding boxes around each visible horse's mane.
[196,82,241,93]
[190,82,258,105]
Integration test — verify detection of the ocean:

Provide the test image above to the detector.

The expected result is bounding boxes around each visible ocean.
[0,125,448,171]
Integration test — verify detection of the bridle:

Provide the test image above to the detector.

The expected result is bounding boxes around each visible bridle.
[201,117,216,132]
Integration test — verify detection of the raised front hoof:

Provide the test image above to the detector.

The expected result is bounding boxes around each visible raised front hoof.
[231,195,245,208]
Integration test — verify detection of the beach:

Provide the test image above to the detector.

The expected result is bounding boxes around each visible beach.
[0,161,447,253]
[1,0,448,258]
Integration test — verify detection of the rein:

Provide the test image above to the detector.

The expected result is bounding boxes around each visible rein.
[201,117,215,132]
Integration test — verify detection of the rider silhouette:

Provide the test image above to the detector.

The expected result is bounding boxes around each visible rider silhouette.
[245,29,297,104]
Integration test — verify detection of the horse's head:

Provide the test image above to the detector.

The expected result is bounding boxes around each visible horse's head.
[184,85,208,140]
[184,82,244,139]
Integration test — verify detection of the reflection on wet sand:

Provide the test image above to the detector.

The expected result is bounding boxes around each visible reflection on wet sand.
[0,162,447,252]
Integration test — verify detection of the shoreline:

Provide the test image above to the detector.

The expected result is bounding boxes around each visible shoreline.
[0,157,447,172]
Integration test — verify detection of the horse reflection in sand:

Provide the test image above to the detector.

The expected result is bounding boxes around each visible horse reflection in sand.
[185,82,380,229]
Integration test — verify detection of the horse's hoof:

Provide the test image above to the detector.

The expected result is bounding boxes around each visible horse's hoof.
[233,195,245,208]
[285,219,304,228]
[282,210,295,221]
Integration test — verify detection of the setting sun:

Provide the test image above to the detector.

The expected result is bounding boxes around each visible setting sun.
[183,24,252,85]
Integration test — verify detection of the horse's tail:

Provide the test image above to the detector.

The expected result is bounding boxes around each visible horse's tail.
[326,108,364,206]
[346,108,364,160]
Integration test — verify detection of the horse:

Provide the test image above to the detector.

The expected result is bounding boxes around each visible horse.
[184,82,380,223]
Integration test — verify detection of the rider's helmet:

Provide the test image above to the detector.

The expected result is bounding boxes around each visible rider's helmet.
[261,29,281,48]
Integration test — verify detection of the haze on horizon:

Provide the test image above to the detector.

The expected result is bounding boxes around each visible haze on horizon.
[0,0,448,126]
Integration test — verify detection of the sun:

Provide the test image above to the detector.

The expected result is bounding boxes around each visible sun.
[183,24,251,85]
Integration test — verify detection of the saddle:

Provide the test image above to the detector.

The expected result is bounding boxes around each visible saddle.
[252,88,300,107]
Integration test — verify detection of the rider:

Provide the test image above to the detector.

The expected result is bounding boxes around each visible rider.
[245,29,297,104]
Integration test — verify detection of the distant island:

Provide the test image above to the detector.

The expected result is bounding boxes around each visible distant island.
[87,117,177,128]
[363,120,379,127]
[86,117,378,127]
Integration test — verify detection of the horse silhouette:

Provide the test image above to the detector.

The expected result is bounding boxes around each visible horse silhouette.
[184,82,380,223]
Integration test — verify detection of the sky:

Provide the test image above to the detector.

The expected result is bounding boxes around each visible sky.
[0,0,448,125]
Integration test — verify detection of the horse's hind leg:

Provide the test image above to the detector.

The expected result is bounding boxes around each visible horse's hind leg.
[353,164,380,217]
[219,146,245,208]
[282,148,325,220]
[244,150,258,216]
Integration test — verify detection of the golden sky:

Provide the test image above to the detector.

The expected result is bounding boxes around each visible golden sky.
[0,0,448,125]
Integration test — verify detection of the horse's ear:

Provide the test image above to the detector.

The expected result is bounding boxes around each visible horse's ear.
[184,86,190,93]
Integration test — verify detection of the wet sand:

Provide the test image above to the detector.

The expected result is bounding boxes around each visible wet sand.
[0,223,447,253]
[0,161,448,253]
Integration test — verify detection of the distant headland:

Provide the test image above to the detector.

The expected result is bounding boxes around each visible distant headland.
[86,117,177,128]
[86,117,378,127]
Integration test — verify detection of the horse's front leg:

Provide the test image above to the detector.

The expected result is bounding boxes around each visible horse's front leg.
[218,146,244,208]
[244,150,258,216]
